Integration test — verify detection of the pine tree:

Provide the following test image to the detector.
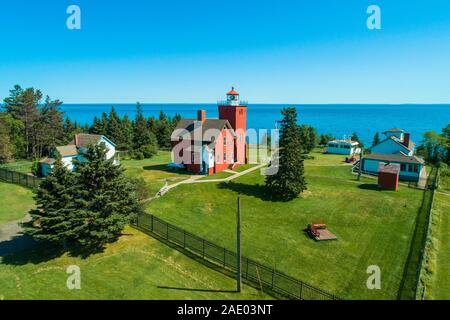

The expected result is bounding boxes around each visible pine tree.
[90,116,106,135]
[120,115,134,151]
[133,103,158,157]
[351,132,364,148]
[22,157,81,245]
[73,143,143,247]
[3,85,41,158]
[155,111,172,149]
[265,107,307,201]
[372,132,381,147]
[106,107,124,145]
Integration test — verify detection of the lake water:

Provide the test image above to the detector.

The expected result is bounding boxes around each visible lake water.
[61,104,450,145]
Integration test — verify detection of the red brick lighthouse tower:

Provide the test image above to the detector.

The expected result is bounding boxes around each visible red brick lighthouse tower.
[218,87,247,164]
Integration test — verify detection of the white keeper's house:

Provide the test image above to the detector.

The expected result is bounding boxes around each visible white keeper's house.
[39,134,118,176]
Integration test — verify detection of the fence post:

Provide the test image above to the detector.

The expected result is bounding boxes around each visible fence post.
[299,281,303,300]
[183,230,186,248]
[151,214,154,231]
[202,239,205,258]
[246,258,249,278]
[223,248,226,267]
[271,268,275,289]
[166,223,169,240]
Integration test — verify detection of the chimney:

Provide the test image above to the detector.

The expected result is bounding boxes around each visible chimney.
[403,133,410,147]
[197,110,206,122]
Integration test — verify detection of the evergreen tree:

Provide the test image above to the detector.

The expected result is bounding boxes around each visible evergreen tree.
[106,107,124,145]
[265,107,307,201]
[351,132,364,148]
[120,115,134,151]
[133,103,158,158]
[155,111,172,149]
[22,157,81,245]
[73,143,142,247]
[34,96,65,158]
[3,85,41,158]
[372,132,381,147]
[90,116,106,135]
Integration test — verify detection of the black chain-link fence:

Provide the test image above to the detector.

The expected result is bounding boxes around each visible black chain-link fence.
[0,168,42,189]
[134,212,340,300]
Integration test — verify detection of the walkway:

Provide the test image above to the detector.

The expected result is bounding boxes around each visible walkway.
[145,163,266,203]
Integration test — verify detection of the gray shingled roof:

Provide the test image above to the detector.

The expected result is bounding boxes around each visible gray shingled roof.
[172,119,236,144]
[364,153,425,164]
[383,128,404,133]
[73,134,103,148]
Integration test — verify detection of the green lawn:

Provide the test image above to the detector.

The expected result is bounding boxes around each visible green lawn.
[200,171,235,180]
[439,175,450,194]
[0,181,34,224]
[234,164,259,173]
[146,152,424,299]
[0,160,33,174]
[121,151,193,196]
[0,227,271,300]
[429,193,450,299]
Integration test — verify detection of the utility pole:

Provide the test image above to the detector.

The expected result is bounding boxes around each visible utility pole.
[236,194,241,293]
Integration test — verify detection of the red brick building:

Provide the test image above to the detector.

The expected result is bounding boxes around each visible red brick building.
[171,88,247,175]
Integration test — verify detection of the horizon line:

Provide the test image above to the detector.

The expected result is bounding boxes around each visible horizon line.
[58,102,450,106]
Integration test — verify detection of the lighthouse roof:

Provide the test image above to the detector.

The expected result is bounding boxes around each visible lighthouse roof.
[227,87,239,95]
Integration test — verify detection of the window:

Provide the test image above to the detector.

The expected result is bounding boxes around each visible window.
[400,164,406,171]
[224,137,227,145]
[413,164,419,173]
[191,152,195,163]
[224,153,227,161]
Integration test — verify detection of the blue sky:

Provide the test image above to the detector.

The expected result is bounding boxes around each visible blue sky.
[1,0,450,103]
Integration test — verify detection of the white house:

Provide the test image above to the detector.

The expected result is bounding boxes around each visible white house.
[361,128,425,182]
[40,134,118,176]
[326,140,361,155]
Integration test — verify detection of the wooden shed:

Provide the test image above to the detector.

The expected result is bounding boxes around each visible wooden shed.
[378,163,400,191]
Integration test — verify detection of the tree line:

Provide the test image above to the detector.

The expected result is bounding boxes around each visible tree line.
[0,85,181,164]
[416,126,450,178]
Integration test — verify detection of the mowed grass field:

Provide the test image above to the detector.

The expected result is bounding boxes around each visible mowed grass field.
[146,151,425,299]
[122,152,193,196]
[429,192,450,299]
[0,181,34,224]
[0,227,270,300]
[0,160,33,174]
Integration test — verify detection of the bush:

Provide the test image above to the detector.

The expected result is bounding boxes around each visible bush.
[134,151,144,160]
[31,160,41,177]
[439,163,450,177]
[139,143,158,159]
[130,177,151,201]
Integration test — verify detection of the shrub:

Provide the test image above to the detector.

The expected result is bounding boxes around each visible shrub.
[134,151,144,160]
[139,143,158,159]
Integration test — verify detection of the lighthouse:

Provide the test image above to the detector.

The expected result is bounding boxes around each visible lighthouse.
[218,87,247,164]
